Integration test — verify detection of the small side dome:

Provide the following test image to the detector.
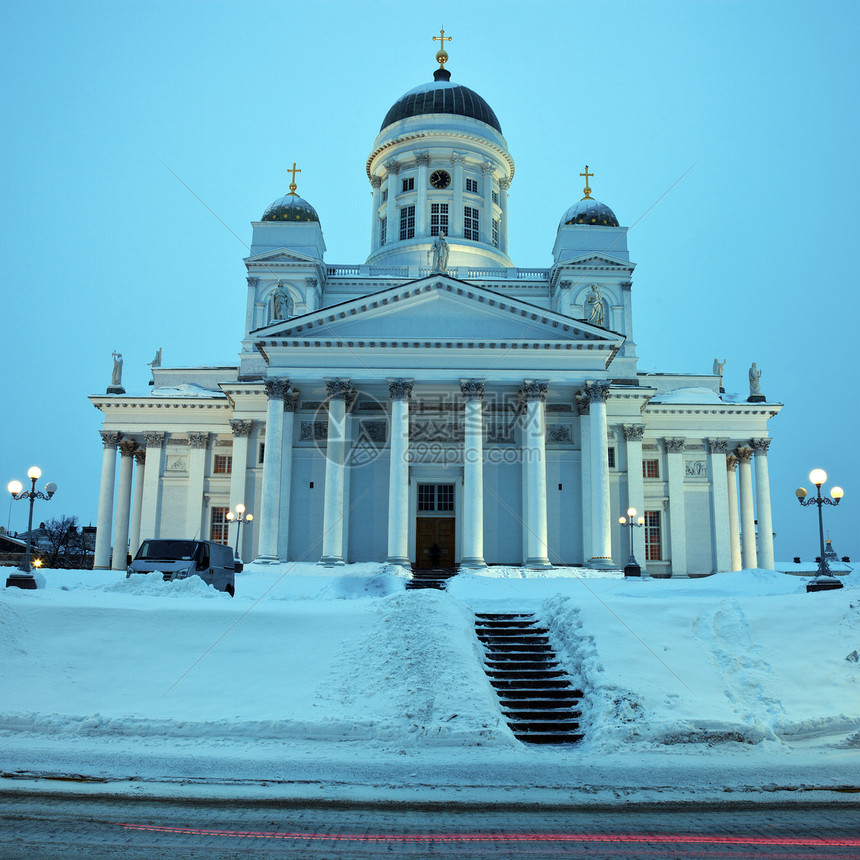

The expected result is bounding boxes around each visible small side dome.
[560,198,619,228]
[262,194,319,223]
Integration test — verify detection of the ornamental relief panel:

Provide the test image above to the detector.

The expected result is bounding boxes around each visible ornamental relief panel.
[410,420,464,443]
[300,421,328,441]
[546,424,573,444]
[684,460,708,479]
[166,455,188,472]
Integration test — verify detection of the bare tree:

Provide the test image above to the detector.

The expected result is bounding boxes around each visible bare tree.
[41,516,80,568]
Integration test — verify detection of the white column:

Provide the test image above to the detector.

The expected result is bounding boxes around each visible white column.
[726,454,742,571]
[256,380,288,563]
[229,420,252,558]
[385,159,399,243]
[751,438,775,570]
[481,161,494,246]
[278,395,297,561]
[416,152,429,237]
[736,446,758,569]
[244,277,258,339]
[707,439,732,573]
[665,437,688,576]
[139,432,165,543]
[110,440,137,570]
[320,379,351,565]
[577,396,592,562]
[522,381,550,568]
[461,379,486,569]
[451,153,465,238]
[93,431,121,569]
[623,424,646,569]
[587,383,615,568]
[387,379,412,567]
[185,433,208,540]
[498,177,510,255]
[370,175,382,250]
[128,450,145,558]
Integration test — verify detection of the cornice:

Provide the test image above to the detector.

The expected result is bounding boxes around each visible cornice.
[643,404,782,417]
[90,398,231,411]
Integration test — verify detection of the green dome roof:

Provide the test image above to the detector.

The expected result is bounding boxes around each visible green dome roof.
[262,194,319,223]
[560,198,619,227]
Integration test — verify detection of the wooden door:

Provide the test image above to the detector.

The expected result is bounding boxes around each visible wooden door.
[415,517,456,569]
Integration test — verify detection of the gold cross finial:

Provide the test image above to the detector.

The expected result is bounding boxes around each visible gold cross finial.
[580,165,594,200]
[433,28,452,67]
[287,162,301,196]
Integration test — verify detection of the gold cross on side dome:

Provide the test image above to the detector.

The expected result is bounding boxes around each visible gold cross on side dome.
[433,29,452,67]
[580,165,594,200]
[287,162,301,196]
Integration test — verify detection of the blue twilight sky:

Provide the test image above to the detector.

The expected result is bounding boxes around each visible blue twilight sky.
[2,1,858,562]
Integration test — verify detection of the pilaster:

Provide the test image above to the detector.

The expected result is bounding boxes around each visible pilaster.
[256,380,289,562]
[706,438,731,573]
[185,432,208,540]
[586,383,615,568]
[460,379,486,570]
[622,424,646,569]
[521,381,550,568]
[664,437,687,576]
[139,431,165,544]
[128,450,145,558]
[387,378,412,568]
[320,378,351,566]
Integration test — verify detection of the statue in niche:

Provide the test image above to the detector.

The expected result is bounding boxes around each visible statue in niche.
[748,362,762,396]
[585,285,605,326]
[148,347,162,368]
[271,283,292,321]
[430,233,449,273]
[111,351,123,386]
[712,358,726,386]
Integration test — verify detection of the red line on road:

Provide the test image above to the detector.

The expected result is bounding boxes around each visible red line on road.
[112,822,860,847]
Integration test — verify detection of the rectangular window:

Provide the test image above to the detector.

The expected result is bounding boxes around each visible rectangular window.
[214,454,232,475]
[607,447,616,468]
[492,189,499,205]
[417,483,455,512]
[418,484,435,512]
[644,511,662,561]
[399,205,415,240]
[465,177,478,194]
[210,507,230,545]
[381,189,388,203]
[259,443,265,464]
[464,206,480,241]
[402,177,414,192]
[379,216,387,245]
[436,484,455,511]
[492,217,499,248]
[643,459,660,479]
[430,202,449,236]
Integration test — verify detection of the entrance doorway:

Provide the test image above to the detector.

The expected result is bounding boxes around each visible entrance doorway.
[414,483,456,570]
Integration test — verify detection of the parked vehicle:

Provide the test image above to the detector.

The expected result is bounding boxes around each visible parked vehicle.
[127,539,239,595]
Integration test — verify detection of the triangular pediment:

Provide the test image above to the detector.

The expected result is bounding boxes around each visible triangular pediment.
[555,252,634,270]
[254,276,624,347]
[244,248,319,266]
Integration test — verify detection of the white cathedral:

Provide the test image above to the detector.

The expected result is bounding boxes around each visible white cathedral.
[90,41,781,576]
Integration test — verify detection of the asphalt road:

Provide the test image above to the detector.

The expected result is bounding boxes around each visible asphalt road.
[1,794,859,859]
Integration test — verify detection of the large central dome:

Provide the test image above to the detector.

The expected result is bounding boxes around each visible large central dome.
[380,69,502,134]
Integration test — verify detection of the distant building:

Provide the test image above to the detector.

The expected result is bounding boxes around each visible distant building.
[90,43,781,575]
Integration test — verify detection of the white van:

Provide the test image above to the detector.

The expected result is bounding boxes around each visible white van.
[127,539,239,596]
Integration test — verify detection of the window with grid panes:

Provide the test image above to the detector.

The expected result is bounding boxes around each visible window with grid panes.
[464,206,479,241]
[643,459,660,478]
[492,218,499,248]
[418,484,435,511]
[381,189,388,203]
[644,511,662,560]
[492,190,499,204]
[399,205,415,240]
[417,484,455,512]
[210,507,230,545]
[608,447,616,468]
[214,455,232,475]
[430,203,449,236]
[436,485,454,511]
[402,177,414,192]
[465,177,478,193]
[379,216,387,245]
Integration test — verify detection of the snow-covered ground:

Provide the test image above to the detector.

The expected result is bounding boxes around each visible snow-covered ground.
[1,562,858,805]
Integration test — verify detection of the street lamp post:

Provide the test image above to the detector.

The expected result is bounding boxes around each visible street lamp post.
[6,467,57,589]
[225,504,253,560]
[618,506,646,578]
[796,468,844,593]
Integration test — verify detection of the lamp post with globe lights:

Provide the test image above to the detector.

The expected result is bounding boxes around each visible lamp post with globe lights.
[6,467,57,589]
[225,504,253,560]
[796,469,844,593]
[618,506,646,578]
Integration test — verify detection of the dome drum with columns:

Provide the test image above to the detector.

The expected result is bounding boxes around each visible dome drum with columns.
[89,33,781,579]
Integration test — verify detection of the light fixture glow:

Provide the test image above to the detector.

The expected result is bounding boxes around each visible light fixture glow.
[8,480,23,495]
[809,468,827,487]
[795,487,807,499]
[626,506,637,518]
[831,486,844,500]
[27,466,42,481]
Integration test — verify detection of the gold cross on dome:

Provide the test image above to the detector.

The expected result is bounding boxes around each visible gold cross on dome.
[287,162,301,196]
[433,28,452,66]
[580,165,593,200]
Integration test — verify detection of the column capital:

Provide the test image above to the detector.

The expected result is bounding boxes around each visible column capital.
[133,449,146,466]
[726,454,739,471]
[575,394,590,416]
[284,388,300,412]
[305,276,318,290]
[621,280,633,291]
[370,175,383,189]
[707,438,729,454]
[450,151,466,166]
[663,437,686,454]
[384,158,401,175]
[734,445,754,464]
[481,159,495,175]
[118,439,139,457]
[325,378,352,401]
[584,382,610,404]
[246,276,258,290]
[750,437,772,455]
[230,419,253,437]
[264,379,291,400]
[415,151,430,166]
[188,432,209,449]
[143,431,166,448]
[99,430,122,449]
[520,380,548,402]
[460,379,485,400]
[388,378,414,401]
[622,424,645,441]
[498,177,510,191]
[557,280,572,291]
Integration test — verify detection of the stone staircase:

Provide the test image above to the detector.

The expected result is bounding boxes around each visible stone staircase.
[475,612,584,745]
[405,567,459,590]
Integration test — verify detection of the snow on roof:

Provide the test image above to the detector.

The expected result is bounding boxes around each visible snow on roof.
[149,383,225,398]
[648,386,724,405]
